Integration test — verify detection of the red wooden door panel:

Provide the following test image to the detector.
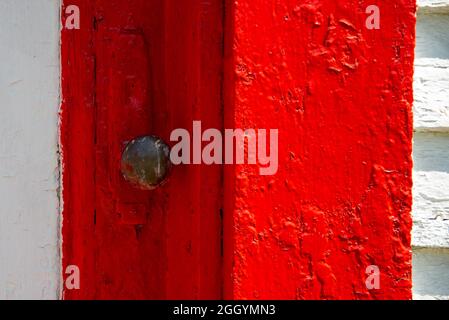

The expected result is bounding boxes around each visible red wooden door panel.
[62,0,415,300]
[61,0,223,299]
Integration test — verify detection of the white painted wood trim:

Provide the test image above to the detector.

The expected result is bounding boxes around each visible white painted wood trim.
[0,0,61,299]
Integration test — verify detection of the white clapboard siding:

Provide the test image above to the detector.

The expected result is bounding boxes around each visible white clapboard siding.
[413,7,449,248]
[413,4,449,300]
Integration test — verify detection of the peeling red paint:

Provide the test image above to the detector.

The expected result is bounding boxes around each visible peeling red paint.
[61,0,415,300]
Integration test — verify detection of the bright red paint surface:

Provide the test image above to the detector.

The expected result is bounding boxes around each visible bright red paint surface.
[61,0,415,299]
[224,0,415,299]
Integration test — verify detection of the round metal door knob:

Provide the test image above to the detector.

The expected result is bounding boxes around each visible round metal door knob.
[120,136,172,190]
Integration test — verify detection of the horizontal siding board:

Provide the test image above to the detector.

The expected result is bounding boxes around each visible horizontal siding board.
[418,0,449,13]
[414,59,449,131]
[413,133,449,248]
[413,248,449,299]
[416,14,449,60]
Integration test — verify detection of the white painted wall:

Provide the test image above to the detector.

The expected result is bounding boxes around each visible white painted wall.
[0,0,60,299]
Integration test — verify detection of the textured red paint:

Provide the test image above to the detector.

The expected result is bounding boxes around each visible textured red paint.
[61,0,223,299]
[223,0,415,299]
[61,0,415,300]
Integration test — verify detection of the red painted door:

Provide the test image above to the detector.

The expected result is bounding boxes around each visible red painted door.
[62,0,416,300]
[61,0,223,299]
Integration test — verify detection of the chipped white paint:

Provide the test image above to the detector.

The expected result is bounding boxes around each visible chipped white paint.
[0,0,60,299]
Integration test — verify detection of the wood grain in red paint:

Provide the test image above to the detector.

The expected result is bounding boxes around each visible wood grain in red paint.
[61,0,223,299]
[61,0,96,300]
[223,0,415,299]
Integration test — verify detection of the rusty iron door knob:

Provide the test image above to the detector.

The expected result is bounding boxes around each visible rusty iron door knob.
[121,136,172,190]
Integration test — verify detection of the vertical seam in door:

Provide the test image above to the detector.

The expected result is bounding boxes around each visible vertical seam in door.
[220,0,226,300]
